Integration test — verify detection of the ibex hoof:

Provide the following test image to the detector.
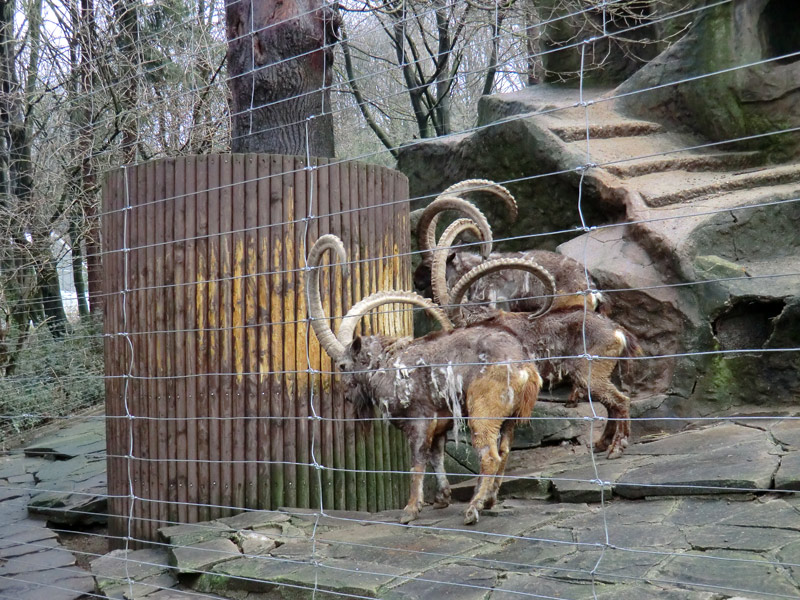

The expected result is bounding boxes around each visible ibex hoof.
[464,506,480,525]
[606,439,627,460]
[400,507,419,524]
[433,489,451,509]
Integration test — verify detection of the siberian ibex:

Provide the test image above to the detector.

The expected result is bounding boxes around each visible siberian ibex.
[430,224,639,458]
[414,179,604,313]
[306,234,552,524]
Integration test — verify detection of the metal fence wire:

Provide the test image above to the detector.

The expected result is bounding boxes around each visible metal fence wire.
[1,0,799,599]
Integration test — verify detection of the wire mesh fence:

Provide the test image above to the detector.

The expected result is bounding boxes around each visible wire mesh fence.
[1,0,799,598]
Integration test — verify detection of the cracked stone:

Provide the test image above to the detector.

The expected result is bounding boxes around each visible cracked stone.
[216,509,291,531]
[770,420,800,449]
[0,548,76,576]
[615,442,778,499]
[382,564,497,600]
[237,530,278,556]
[548,460,629,503]
[775,452,800,490]
[686,525,798,552]
[326,529,482,571]
[491,573,597,599]
[100,571,177,599]
[281,558,409,599]
[24,419,106,460]
[195,556,303,595]
[0,567,95,600]
[0,524,59,559]
[27,472,108,525]
[653,550,800,598]
[474,526,577,573]
[170,537,241,574]
[91,549,171,592]
[158,522,234,547]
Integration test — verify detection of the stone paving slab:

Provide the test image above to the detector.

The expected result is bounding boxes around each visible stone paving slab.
[91,548,173,594]
[382,563,498,600]
[0,567,96,600]
[170,538,241,574]
[24,419,106,460]
[2,417,800,599]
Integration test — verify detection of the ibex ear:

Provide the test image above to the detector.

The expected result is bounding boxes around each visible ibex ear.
[351,336,362,355]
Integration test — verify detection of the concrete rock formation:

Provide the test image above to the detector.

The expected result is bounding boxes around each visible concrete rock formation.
[398,3,800,438]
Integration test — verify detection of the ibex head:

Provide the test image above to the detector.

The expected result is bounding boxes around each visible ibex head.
[305,234,453,366]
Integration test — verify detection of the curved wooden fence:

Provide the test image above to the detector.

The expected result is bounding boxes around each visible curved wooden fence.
[103,154,412,545]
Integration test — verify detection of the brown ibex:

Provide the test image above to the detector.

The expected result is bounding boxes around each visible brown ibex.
[430,229,639,458]
[414,179,604,313]
[306,234,551,524]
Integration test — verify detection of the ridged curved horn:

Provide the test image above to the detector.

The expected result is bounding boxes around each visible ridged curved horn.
[449,258,557,326]
[440,179,518,221]
[305,234,350,360]
[337,290,453,347]
[417,196,493,261]
[431,218,484,307]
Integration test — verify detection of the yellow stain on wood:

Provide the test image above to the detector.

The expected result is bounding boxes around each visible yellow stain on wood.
[258,235,270,384]
[283,188,301,386]
[233,238,245,384]
[207,247,219,363]
[195,253,207,356]
[245,238,258,387]
[269,236,283,387]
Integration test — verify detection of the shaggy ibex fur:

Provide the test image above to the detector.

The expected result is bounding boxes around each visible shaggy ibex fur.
[442,255,641,458]
[414,179,603,313]
[306,235,549,524]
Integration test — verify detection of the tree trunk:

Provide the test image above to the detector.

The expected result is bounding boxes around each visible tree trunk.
[78,0,103,315]
[37,256,67,338]
[70,216,90,318]
[112,0,139,164]
[226,0,339,156]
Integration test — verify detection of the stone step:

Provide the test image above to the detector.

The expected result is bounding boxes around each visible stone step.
[564,132,706,166]
[603,151,764,178]
[549,118,666,143]
[628,162,800,207]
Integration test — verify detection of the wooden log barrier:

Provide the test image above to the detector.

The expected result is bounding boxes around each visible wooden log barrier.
[103,155,412,545]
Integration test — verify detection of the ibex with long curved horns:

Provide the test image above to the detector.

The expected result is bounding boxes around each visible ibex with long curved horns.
[414,179,604,313]
[432,243,640,458]
[306,234,551,524]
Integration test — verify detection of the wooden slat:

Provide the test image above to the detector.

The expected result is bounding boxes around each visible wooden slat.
[315,158,333,510]
[131,164,146,544]
[163,159,177,525]
[155,158,169,533]
[174,157,188,525]
[195,155,211,523]
[219,155,234,517]
[282,155,297,507]
[231,154,246,511]
[244,154,259,510]
[294,157,309,508]
[207,154,221,519]
[184,156,199,524]
[257,155,272,509]
[144,159,158,540]
[269,154,285,509]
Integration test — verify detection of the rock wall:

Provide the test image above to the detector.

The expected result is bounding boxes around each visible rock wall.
[397,74,800,438]
[616,0,800,159]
